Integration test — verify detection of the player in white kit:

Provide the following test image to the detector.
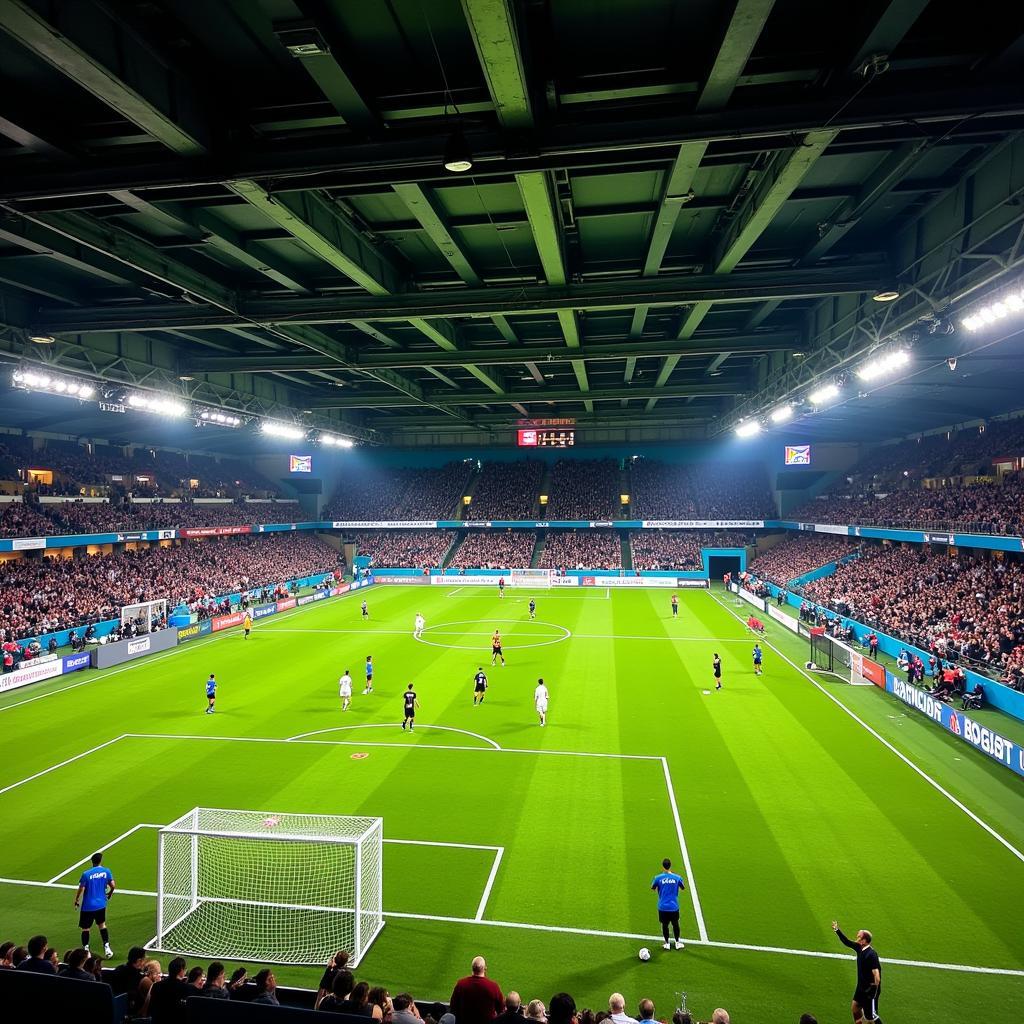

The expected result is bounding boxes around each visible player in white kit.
[414,613,425,639]
[534,678,549,726]
[339,669,353,711]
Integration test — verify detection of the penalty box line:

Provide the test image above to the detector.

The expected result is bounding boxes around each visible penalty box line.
[706,590,1024,867]
[0,875,1020,981]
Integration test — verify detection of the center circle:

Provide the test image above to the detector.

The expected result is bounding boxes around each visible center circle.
[414,618,571,652]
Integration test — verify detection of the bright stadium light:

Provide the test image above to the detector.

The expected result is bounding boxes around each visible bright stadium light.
[769,404,794,424]
[856,349,910,382]
[261,419,305,440]
[735,420,761,438]
[319,433,355,448]
[808,382,840,406]
[961,287,1024,332]
[12,368,96,400]
[127,393,188,417]
[198,409,242,428]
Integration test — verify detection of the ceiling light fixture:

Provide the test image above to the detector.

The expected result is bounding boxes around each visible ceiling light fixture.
[961,287,1024,332]
[28,334,55,345]
[808,382,840,405]
[127,392,188,417]
[319,433,355,448]
[12,368,96,400]
[856,349,910,382]
[260,419,305,440]
[198,409,242,428]
[769,404,794,424]
[872,282,901,302]
[735,420,761,438]
[443,128,473,173]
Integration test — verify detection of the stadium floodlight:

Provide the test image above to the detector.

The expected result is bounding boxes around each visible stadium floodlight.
[198,409,242,428]
[735,420,761,438]
[769,404,793,424]
[961,287,1024,332]
[808,382,840,406]
[856,349,910,382]
[261,419,305,440]
[127,393,188,417]
[153,808,383,967]
[12,368,96,400]
[319,433,355,448]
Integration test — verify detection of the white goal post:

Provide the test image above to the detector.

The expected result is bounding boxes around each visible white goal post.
[510,568,554,588]
[121,599,166,631]
[152,808,384,966]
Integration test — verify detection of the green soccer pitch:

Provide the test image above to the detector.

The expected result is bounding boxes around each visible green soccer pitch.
[1,583,1022,1021]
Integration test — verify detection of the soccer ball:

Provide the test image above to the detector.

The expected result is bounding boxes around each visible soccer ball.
[638,947,651,961]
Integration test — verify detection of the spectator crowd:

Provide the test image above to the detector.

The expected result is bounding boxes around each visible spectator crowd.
[465,461,545,521]
[544,460,621,520]
[629,531,754,571]
[449,531,538,570]
[747,535,859,586]
[353,530,454,569]
[629,461,773,520]
[325,463,472,521]
[540,531,622,571]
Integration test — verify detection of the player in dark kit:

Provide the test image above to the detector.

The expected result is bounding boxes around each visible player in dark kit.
[75,852,115,958]
[401,683,420,730]
[498,577,505,599]
[712,654,722,691]
[491,629,505,667]
[528,598,536,619]
[832,921,883,1023]
[473,667,488,705]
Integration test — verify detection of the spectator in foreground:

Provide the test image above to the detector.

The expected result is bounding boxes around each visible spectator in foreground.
[57,947,95,981]
[711,1011,730,1024]
[496,992,524,1024]
[799,1015,819,1024]
[109,945,147,1002]
[316,949,351,1008]
[608,994,636,1024]
[393,993,423,1024]
[450,956,505,1024]
[147,957,189,1023]
[319,969,356,1013]
[187,965,206,991]
[17,935,56,973]
[252,969,279,1006]
[636,1000,655,1023]
[202,961,230,999]
[0,941,15,968]
[670,1013,692,1024]
[526,1000,548,1022]
[548,993,578,1024]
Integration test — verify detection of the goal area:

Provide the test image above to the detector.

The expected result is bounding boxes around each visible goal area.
[121,599,166,631]
[510,568,554,588]
[152,808,383,966]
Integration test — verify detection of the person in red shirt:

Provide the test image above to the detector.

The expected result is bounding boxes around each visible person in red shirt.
[450,956,504,1024]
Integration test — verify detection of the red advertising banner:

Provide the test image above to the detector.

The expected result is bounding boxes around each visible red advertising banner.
[180,525,253,538]
[276,597,297,612]
[211,611,245,632]
[861,658,886,688]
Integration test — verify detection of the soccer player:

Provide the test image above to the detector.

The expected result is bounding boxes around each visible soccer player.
[243,611,252,639]
[75,852,115,958]
[528,598,536,620]
[534,677,549,726]
[401,683,419,730]
[473,667,488,705]
[498,576,505,599]
[491,629,505,667]
[339,668,352,711]
[671,593,679,618]
[361,599,369,620]
[364,655,374,694]
[712,653,722,691]
[205,673,217,713]
[832,921,883,1023]
[414,613,425,639]
[752,643,763,676]
[650,857,686,950]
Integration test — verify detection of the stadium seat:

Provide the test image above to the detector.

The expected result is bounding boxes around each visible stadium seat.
[186,997,368,1024]
[0,968,128,1024]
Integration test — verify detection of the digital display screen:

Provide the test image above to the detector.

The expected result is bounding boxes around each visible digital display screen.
[289,454,313,473]
[518,429,575,448]
[784,445,811,466]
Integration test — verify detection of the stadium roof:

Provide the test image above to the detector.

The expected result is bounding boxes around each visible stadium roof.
[0,0,1022,448]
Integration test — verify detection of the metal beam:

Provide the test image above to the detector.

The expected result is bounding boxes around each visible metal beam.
[309,380,746,409]
[848,0,932,74]
[225,180,405,296]
[699,0,778,111]
[460,0,532,130]
[32,268,884,334]
[463,364,506,394]
[392,183,481,286]
[185,332,798,373]
[0,0,210,156]
[0,106,73,161]
[516,171,566,286]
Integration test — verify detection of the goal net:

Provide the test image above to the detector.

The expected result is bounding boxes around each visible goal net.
[152,808,383,966]
[808,630,860,683]
[121,599,166,631]
[510,568,553,588]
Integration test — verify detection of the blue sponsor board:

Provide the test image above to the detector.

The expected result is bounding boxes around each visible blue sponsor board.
[252,603,278,620]
[886,672,1024,777]
[60,652,91,673]
[177,619,213,644]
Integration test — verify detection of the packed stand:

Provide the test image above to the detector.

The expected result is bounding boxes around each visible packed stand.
[464,460,544,520]
[629,531,755,571]
[0,939,760,1024]
[0,532,340,644]
[803,544,1024,684]
[629,460,774,519]
[325,462,472,520]
[792,481,1024,534]
[353,530,454,569]
[747,535,859,586]
[449,531,537,569]
[540,529,622,570]
[544,459,621,520]
[0,500,54,538]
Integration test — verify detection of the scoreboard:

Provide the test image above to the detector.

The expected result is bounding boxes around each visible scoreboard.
[517,428,575,448]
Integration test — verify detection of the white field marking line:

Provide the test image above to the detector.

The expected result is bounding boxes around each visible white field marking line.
[0,735,128,798]
[661,757,708,943]
[260,626,750,643]
[475,846,504,921]
[47,823,163,884]
[707,590,1024,867]
[0,585,373,716]
[0,876,1020,980]
[288,724,502,750]
[445,588,465,596]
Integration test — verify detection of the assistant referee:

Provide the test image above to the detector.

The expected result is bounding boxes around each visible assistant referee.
[832,920,883,1023]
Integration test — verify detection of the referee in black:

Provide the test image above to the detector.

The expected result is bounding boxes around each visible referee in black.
[832,920,882,1023]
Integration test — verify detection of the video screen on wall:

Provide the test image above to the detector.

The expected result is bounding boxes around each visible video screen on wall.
[289,454,313,473]
[784,445,811,466]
